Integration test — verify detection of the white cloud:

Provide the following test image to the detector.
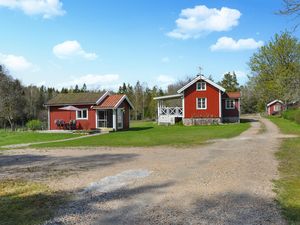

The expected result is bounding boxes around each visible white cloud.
[235,70,247,78]
[53,40,98,60]
[156,75,175,87]
[211,37,264,51]
[0,53,34,72]
[167,5,241,40]
[60,74,120,90]
[0,0,65,19]
[161,57,170,63]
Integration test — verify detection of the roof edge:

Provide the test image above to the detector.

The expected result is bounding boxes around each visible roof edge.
[177,75,226,93]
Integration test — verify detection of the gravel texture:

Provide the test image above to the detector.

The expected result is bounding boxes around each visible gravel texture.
[1,116,288,225]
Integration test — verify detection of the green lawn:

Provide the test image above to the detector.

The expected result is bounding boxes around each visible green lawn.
[269,116,300,224]
[0,130,81,147]
[33,121,250,148]
[0,179,65,225]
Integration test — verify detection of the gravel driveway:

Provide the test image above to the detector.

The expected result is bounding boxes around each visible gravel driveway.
[0,116,289,225]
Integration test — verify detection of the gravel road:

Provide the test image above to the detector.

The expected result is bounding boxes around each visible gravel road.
[0,116,288,225]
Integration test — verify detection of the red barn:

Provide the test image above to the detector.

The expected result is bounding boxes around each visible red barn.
[45,91,134,131]
[266,99,285,115]
[154,75,241,125]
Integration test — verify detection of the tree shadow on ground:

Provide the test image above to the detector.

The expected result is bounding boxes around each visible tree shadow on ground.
[94,192,285,225]
[0,153,139,180]
[240,118,259,123]
[44,181,175,225]
[127,126,154,132]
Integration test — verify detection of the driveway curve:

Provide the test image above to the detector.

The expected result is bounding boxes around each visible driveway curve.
[1,116,287,225]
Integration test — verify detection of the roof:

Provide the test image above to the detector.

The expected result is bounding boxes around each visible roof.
[267,99,284,107]
[153,93,183,100]
[93,94,134,109]
[223,92,241,99]
[46,92,106,106]
[177,75,226,93]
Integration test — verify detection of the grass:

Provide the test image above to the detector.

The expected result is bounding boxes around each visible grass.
[269,116,300,224]
[0,130,81,147]
[0,179,65,225]
[33,121,250,148]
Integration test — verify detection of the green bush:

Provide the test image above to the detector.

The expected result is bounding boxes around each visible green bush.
[295,111,300,125]
[282,109,300,123]
[26,120,43,131]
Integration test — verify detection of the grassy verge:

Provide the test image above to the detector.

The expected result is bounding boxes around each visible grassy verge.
[0,130,81,147]
[0,179,65,225]
[32,121,250,148]
[269,116,300,224]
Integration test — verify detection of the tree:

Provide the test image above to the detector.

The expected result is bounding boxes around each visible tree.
[218,72,240,92]
[280,0,300,16]
[81,83,87,92]
[73,85,80,93]
[279,0,300,30]
[0,67,25,130]
[249,32,300,110]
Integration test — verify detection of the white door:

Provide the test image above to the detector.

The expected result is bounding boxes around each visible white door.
[117,108,123,129]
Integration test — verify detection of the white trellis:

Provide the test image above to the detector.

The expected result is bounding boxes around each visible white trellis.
[154,93,183,125]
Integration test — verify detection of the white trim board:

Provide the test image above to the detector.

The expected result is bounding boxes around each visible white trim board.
[177,75,225,94]
[267,99,284,107]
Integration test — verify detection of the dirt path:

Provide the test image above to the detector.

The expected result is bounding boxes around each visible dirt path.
[0,116,288,225]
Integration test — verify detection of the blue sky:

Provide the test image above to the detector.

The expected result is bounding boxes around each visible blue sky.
[0,0,298,90]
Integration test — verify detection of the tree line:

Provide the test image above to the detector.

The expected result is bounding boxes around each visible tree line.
[1,31,299,130]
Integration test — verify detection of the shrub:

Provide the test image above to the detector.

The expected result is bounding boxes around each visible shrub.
[295,111,300,125]
[26,120,43,131]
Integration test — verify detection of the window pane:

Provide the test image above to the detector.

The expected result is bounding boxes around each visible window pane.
[77,111,82,118]
[83,110,87,118]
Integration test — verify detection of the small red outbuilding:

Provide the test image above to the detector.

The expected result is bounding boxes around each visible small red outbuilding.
[266,99,285,115]
[45,91,134,131]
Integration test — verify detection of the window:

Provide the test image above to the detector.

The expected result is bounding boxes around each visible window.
[225,99,235,109]
[274,104,281,111]
[196,82,206,91]
[197,98,207,110]
[76,109,88,120]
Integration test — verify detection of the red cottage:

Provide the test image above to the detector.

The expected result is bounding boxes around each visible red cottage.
[45,91,134,131]
[154,75,241,125]
[266,99,285,115]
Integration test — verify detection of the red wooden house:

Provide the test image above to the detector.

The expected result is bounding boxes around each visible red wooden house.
[45,91,134,131]
[154,75,241,125]
[266,99,285,115]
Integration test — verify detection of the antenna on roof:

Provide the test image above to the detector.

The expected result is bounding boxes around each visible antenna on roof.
[197,66,203,77]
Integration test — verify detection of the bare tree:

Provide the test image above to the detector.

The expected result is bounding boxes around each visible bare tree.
[279,0,300,30]
[279,0,300,16]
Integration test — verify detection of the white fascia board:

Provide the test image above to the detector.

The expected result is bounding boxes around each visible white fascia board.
[177,75,225,93]
[153,93,183,100]
[96,91,110,105]
[267,99,284,107]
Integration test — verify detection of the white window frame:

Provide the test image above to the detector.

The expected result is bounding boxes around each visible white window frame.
[274,104,281,111]
[225,99,235,109]
[76,108,88,120]
[196,98,207,110]
[196,82,206,91]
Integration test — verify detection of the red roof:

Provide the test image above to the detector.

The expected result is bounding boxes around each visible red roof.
[94,94,125,109]
[224,92,241,99]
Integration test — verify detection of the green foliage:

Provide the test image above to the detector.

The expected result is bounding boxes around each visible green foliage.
[248,32,300,111]
[33,121,250,148]
[282,109,300,124]
[269,117,300,224]
[26,120,43,131]
[218,72,240,91]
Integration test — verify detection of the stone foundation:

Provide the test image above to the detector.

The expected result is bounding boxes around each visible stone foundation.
[222,117,240,123]
[183,118,221,126]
